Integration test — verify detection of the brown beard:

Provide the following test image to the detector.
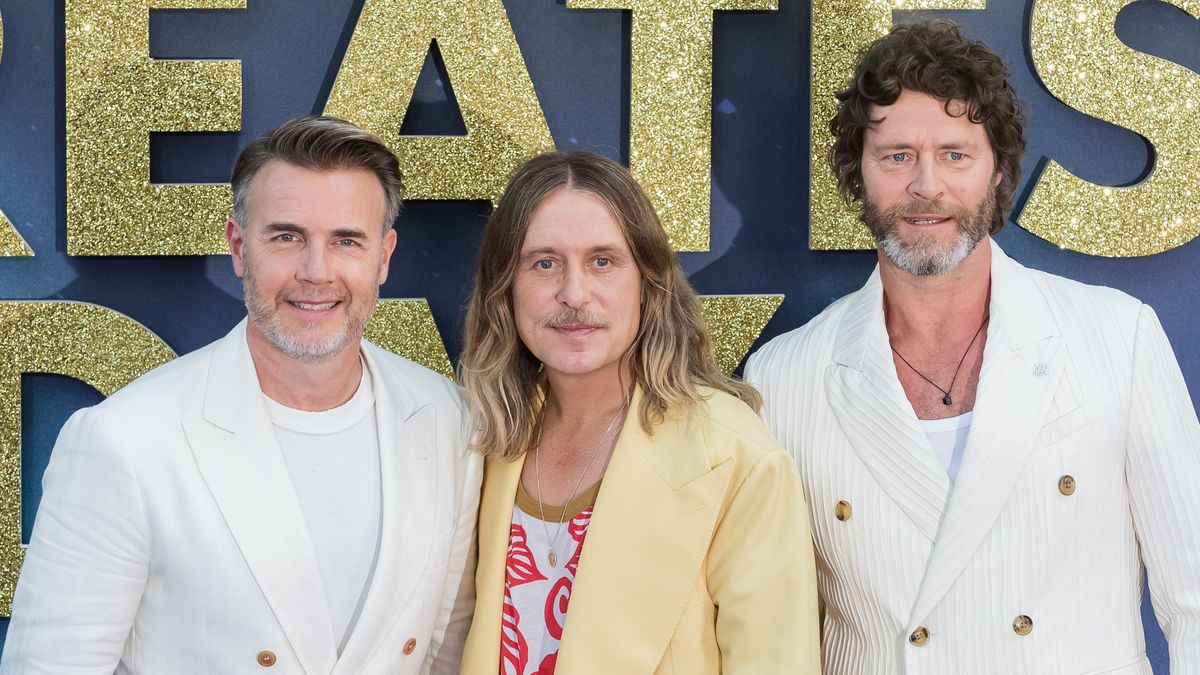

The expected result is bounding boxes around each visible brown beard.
[862,186,995,276]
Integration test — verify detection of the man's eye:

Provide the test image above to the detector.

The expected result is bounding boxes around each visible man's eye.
[337,238,359,247]
[277,233,297,243]
[948,151,964,161]
[595,257,611,268]
[888,153,908,163]
[536,259,554,270]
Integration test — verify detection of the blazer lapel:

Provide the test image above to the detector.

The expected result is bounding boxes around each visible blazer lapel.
[183,321,338,675]
[555,395,736,673]
[332,345,440,671]
[459,454,525,675]
[909,241,1065,623]
[824,269,950,542]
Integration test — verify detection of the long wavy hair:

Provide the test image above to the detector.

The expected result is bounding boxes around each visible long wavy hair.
[460,151,760,459]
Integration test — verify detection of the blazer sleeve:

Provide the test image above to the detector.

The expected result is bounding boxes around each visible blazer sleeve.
[706,446,821,674]
[0,406,149,674]
[424,427,484,674]
[1123,304,1200,669]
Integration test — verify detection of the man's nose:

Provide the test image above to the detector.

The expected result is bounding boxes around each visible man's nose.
[297,244,333,283]
[907,158,945,202]
[556,265,590,308]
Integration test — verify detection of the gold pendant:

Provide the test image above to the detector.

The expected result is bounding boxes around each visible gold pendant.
[548,550,558,567]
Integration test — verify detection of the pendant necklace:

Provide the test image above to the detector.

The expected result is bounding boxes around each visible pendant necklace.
[532,401,626,568]
[890,313,988,406]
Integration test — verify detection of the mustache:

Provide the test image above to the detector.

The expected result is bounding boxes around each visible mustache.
[537,308,610,330]
[886,198,968,219]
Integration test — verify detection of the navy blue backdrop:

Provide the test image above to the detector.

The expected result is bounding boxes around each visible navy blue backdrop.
[1,1,1197,670]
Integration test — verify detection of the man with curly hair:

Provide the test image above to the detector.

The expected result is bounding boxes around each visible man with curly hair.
[747,19,1200,673]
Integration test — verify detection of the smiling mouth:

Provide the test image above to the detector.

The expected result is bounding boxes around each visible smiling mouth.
[288,300,340,311]
[903,215,952,226]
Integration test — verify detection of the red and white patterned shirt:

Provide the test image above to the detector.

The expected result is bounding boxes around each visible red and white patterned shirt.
[500,481,600,675]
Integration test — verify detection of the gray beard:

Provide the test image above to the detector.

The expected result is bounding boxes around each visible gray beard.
[246,304,354,364]
[241,258,371,364]
[878,228,982,277]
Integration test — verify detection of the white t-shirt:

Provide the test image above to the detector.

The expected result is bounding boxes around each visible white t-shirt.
[920,411,973,484]
[500,481,600,675]
[263,365,382,654]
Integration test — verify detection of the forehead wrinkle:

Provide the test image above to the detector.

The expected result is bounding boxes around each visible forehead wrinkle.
[520,243,628,259]
[867,126,984,151]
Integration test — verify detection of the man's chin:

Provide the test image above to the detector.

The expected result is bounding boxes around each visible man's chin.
[250,318,355,364]
[879,231,980,277]
[272,335,353,364]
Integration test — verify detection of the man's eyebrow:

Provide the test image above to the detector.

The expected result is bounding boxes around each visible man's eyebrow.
[261,223,370,239]
[588,245,626,257]
[871,142,913,152]
[520,246,559,261]
[331,227,368,239]
[263,222,306,234]
[869,140,981,152]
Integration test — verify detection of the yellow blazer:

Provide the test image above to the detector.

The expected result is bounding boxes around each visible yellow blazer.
[461,389,820,674]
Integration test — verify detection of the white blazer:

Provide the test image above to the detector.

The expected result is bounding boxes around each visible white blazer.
[0,320,482,675]
[746,241,1200,674]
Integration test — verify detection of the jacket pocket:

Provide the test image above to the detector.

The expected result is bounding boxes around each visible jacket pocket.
[1080,653,1153,675]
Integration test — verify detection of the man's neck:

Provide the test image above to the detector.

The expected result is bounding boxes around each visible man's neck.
[525,366,631,506]
[543,366,631,430]
[880,237,993,341]
[246,326,363,412]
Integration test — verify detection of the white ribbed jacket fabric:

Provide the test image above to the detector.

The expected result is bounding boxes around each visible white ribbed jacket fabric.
[745,240,1200,674]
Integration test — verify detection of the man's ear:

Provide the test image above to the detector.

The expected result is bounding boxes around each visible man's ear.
[377,227,398,285]
[226,218,246,278]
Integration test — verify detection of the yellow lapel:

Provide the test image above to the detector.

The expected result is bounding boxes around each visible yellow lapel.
[461,390,737,674]
[555,392,735,672]
[460,454,525,675]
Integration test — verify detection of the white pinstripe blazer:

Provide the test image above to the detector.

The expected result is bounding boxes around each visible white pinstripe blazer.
[745,240,1200,674]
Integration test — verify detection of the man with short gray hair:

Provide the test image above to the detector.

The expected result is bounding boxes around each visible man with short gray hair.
[2,116,481,674]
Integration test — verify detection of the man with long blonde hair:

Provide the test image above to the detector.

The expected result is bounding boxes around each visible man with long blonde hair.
[458,150,819,674]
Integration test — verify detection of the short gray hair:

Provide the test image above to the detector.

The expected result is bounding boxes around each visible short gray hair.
[230,116,404,231]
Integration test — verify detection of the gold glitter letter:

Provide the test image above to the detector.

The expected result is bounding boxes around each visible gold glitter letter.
[0,10,33,257]
[0,302,175,614]
[567,0,777,252]
[1022,0,1200,256]
[700,294,783,375]
[325,0,554,203]
[365,299,454,379]
[808,0,986,250]
[66,0,243,256]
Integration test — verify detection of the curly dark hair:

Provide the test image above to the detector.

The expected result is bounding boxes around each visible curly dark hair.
[829,20,1026,234]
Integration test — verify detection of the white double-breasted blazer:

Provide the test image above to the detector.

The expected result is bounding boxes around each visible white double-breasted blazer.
[0,320,482,675]
[746,241,1200,674]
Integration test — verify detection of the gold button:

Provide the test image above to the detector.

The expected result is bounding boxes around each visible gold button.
[835,500,852,521]
[1013,614,1033,636]
[403,637,417,655]
[1058,475,1076,496]
[909,626,929,646]
[257,651,276,667]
